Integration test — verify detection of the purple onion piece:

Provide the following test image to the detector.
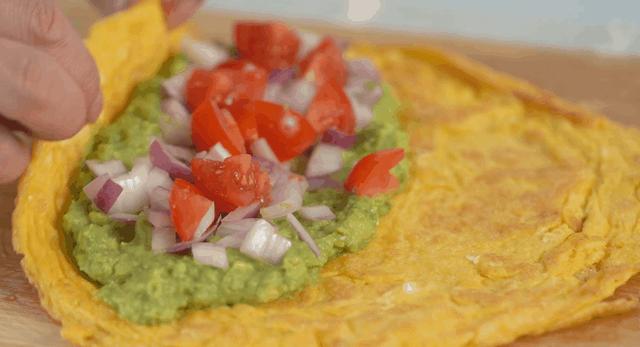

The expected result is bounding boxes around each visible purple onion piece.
[286,213,321,257]
[223,202,261,223]
[268,68,296,84]
[149,138,193,182]
[321,129,357,149]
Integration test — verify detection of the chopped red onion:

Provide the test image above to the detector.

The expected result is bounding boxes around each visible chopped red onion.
[271,78,316,113]
[149,139,193,181]
[223,202,260,223]
[305,143,344,177]
[346,80,383,106]
[147,209,172,228]
[307,175,343,191]
[347,92,374,130]
[166,219,219,253]
[181,37,229,69]
[251,138,279,163]
[253,156,291,187]
[346,59,380,82]
[161,69,192,104]
[215,233,246,249]
[109,213,138,224]
[110,158,153,214]
[163,143,195,163]
[160,98,192,147]
[149,186,170,211]
[217,218,259,237]
[146,167,173,192]
[286,213,321,257]
[268,68,296,84]
[152,227,177,253]
[85,175,123,213]
[86,159,126,178]
[192,243,229,269]
[299,205,336,221]
[240,219,292,264]
[83,174,109,202]
[261,177,306,219]
[321,129,357,149]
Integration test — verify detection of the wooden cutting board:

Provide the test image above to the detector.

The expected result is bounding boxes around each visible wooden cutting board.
[1,3,639,346]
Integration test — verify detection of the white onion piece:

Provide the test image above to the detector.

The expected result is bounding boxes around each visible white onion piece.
[109,213,138,224]
[149,139,193,181]
[147,209,172,228]
[182,37,229,69]
[305,143,344,177]
[240,219,292,264]
[86,159,126,178]
[160,99,192,146]
[110,158,152,214]
[192,243,229,269]
[149,186,170,211]
[271,78,316,114]
[164,143,195,163]
[205,142,230,161]
[215,234,246,249]
[261,177,306,219]
[253,157,290,187]
[217,218,259,237]
[346,80,383,106]
[286,213,321,257]
[161,68,192,104]
[263,83,283,103]
[193,201,216,240]
[299,205,336,221]
[84,174,123,213]
[346,59,380,82]
[347,92,374,130]
[152,227,176,253]
[146,167,173,191]
[251,138,279,163]
[223,202,260,223]
[296,30,321,60]
[307,176,343,191]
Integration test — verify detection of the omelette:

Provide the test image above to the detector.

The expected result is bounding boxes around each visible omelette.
[12,1,640,346]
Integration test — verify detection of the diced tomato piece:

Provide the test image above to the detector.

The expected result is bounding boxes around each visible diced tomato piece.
[252,100,317,161]
[185,68,214,111]
[234,22,300,70]
[344,148,405,196]
[305,81,355,135]
[185,61,267,110]
[208,59,267,104]
[192,155,271,213]
[299,37,346,86]
[191,99,246,154]
[221,99,259,144]
[169,179,215,242]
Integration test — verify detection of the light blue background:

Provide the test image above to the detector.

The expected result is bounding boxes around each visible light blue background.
[204,0,640,55]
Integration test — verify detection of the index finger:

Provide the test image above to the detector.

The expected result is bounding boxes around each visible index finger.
[0,0,102,121]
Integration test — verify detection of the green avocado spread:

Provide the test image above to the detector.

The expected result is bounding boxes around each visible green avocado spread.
[63,56,409,324]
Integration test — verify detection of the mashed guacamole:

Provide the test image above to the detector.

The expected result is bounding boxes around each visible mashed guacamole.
[63,56,408,324]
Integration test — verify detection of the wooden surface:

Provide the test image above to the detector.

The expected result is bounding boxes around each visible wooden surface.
[1,2,640,346]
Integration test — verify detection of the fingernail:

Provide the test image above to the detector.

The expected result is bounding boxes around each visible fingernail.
[88,92,103,122]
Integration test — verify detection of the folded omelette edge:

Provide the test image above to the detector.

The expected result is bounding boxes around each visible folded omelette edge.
[12,1,640,346]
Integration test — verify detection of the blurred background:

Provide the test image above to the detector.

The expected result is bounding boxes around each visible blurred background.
[205,0,640,55]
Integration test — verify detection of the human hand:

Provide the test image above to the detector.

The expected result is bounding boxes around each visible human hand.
[0,0,102,183]
[0,0,203,184]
